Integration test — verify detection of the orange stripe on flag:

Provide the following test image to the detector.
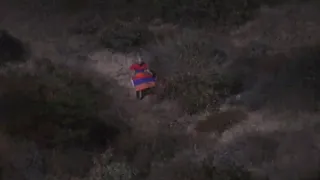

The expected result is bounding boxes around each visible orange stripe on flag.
[133,72,153,79]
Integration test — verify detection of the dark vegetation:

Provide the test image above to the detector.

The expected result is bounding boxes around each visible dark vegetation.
[226,45,320,112]
[100,21,153,53]
[146,33,243,114]
[1,0,320,179]
[0,58,125,151]
[79,0,306,51]
[0,56,131,179]
[0,30,28,65]
[94,0,314,114]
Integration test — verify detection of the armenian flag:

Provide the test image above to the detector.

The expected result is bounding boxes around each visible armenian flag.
[131,70,156,91]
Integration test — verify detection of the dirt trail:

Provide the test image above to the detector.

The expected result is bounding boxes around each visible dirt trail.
[88,49,185,136]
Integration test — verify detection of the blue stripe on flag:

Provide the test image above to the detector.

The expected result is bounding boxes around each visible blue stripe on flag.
[133,77,156,86]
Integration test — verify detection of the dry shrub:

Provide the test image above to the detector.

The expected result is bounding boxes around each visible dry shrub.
[130,0,294,27]
[164,73,235,114]
[0,58,123,151]
[0,58,133,179]
[99,19,153,53]
[86,150,138,180]
[147,154,252,180]
[195,109,248,134]
[61,0,89,13]
[0,133,46,180]
[225,45,320,112]
[113,130,189,178]
[148,30,242,114]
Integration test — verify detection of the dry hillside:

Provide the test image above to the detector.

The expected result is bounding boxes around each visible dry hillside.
[0,0,320,180]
